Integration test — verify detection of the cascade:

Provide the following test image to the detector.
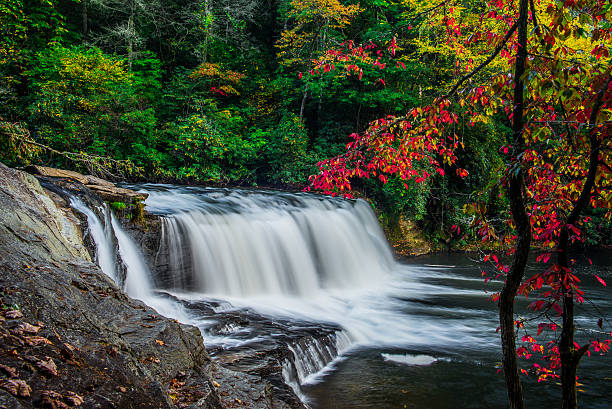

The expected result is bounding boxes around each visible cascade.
[70,198,118,282]
[70,196,187,321]
[71,186,406,403]
[146,187,394,297]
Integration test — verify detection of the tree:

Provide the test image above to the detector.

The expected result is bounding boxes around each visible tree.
[307,0,611,407]
[276,0,362,119]
[27,46,157,167]
[0,0,74,118]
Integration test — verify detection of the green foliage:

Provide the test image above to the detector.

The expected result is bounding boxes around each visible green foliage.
[266,112,312,184]
[0,0,608,250]
[110,201,127,211]
[0,121,41,166]
[163,104,265,183]
[27,45,158,168]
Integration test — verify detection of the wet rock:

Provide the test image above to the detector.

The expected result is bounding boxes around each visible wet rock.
[0,163,220,409]
[82,184,147,204]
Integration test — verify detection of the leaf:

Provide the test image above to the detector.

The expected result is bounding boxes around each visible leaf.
[24,336,53,346]
[155,339,165,346]
[36,357,58,376]
[594,275,606,287]
[0,364,18,378]
[0,379,31,397]
[536,253,551,263]
[10,322,40,335]
[64,391,84,406]
[41,390,68,408]
[4,310,23,319]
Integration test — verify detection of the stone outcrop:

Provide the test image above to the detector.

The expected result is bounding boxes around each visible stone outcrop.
[25,165,148,203]
[382,215,432,257]
[0,163,219,409]
[0,163,307,409]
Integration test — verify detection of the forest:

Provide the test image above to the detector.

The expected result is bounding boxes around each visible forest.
[1,0,610,247]
[1,1,611,408]
[0,0,582,246]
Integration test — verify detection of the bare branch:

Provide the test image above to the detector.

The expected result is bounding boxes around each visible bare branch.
[1,123,141,180]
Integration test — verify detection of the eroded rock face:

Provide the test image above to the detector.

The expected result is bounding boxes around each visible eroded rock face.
[0,163,220,409]
[1,163,308,409]
[25,165,148,203]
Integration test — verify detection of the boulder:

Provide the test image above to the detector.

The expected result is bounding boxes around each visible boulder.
[25,165,92,184]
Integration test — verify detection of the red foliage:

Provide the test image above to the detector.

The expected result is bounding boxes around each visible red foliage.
[306,0,612,387]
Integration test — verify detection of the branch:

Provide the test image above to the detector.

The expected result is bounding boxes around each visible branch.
[408,1,451,21]
[565,71,612,226]
[529,0,541,37]
[1,123,141,180]
[442,19,519,100]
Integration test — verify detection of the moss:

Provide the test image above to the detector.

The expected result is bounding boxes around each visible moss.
[110,201,127,211]
[381,213,433,256]
[131,199,145,225]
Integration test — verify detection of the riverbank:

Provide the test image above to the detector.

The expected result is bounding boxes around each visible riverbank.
[0,163,305,408]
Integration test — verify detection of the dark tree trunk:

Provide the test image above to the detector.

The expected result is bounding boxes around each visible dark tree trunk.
[558,74,610,409]
[82,0,88,43]
[499,0,530,408]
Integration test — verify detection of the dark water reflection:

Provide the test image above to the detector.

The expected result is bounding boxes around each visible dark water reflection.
[303,252,612,409]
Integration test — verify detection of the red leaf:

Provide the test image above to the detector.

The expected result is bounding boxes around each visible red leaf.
[594,275,607,287]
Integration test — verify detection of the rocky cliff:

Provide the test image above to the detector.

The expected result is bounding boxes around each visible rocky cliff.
[0,164,303,409]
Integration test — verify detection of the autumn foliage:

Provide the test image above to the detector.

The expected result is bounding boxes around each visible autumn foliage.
[308,0,611,406]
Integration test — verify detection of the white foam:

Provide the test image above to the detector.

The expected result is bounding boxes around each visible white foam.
[382,353,438,366]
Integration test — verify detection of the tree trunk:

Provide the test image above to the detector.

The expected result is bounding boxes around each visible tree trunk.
[299,83,308,121]
[201,0,211,63]
[127,1,134,70]
[82,0,88,43]
[499,0,530,408]
[558,74,610,409]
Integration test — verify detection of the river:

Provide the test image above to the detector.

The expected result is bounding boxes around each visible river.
[74,185,611,408]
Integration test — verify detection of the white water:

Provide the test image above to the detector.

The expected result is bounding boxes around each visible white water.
[381,353,439,366]
[134,188,502,352]
[70,198,118,281]
[73,186,500,400]
[135,187,498,345]
[70,196,187,322]
[150,188,394,297]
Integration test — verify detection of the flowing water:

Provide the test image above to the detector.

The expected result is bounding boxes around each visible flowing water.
[71,186,612,408]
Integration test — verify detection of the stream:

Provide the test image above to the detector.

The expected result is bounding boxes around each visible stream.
[72,185,611,408]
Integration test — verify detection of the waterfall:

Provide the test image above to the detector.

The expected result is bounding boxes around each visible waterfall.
[70,196,187,321]
[111,213,153,300]
[146,188,394,297]
[71,186,407,402]
[70,198,118,282]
